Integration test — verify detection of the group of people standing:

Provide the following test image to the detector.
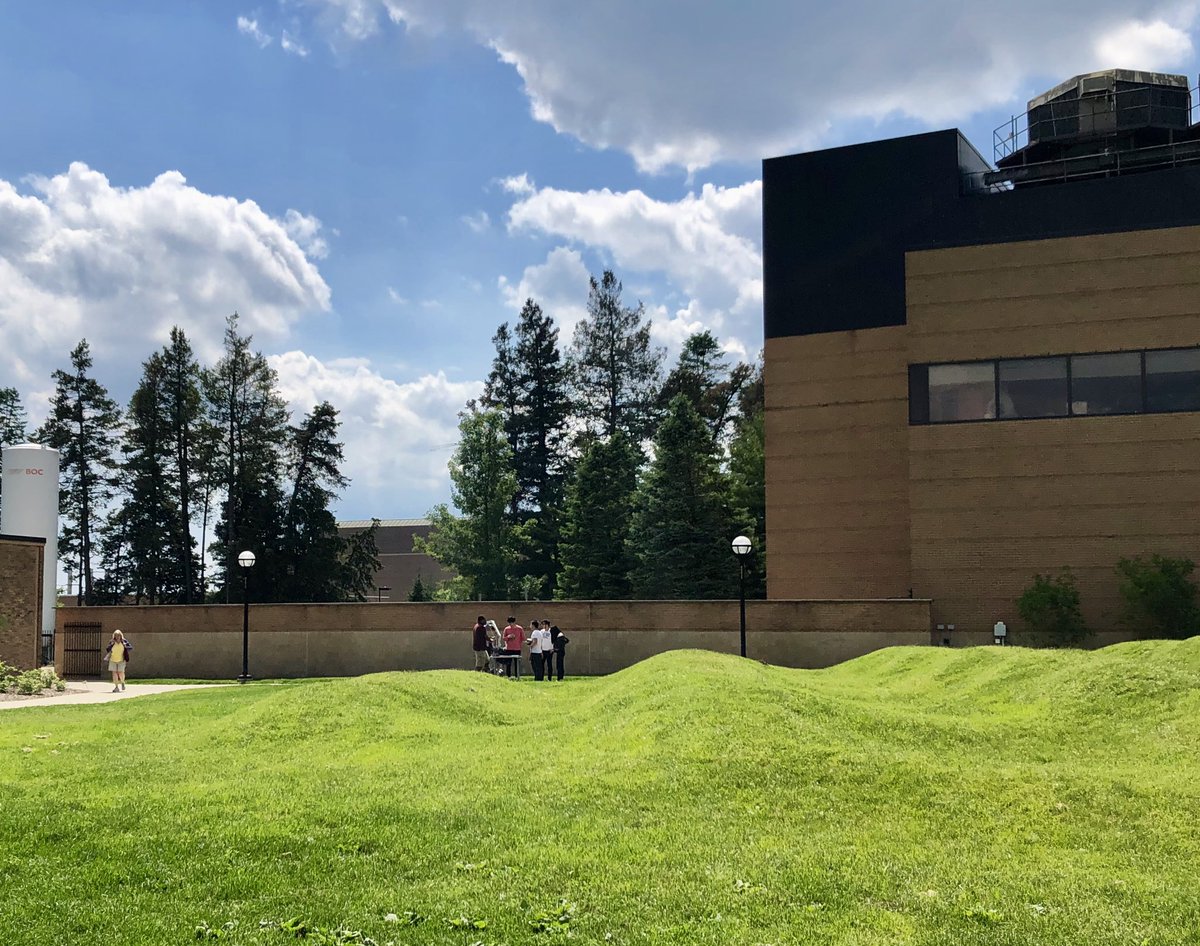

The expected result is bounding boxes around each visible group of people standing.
[472,615,569,680]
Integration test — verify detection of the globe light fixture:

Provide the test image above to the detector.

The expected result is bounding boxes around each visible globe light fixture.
[237,550,256,683]
[731,535,752,658]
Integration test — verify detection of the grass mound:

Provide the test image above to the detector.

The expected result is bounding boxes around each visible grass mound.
[2,643,1198,945]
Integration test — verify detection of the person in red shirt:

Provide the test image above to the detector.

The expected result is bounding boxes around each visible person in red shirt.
[501,617,524,679]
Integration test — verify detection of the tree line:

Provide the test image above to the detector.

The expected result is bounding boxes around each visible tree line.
[0,315,379,605]
[420,269,766,601]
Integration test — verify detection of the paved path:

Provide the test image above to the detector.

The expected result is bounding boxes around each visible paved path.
[0,680,229,711]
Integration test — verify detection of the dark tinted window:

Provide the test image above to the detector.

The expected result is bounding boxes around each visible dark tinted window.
[1146,348,1200,413]
[1071,352,1142,415]
[998,357,1068,419]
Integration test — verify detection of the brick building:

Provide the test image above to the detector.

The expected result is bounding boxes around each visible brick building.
[763,70,1200,643]
[0,534,45,669]
[336,519,456,600]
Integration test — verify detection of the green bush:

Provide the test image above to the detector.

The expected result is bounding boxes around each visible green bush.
[1117,555,1200,640]
[1017,569,1092,646]
[0,662,65,695]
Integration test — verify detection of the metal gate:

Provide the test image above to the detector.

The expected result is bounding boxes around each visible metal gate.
[61,621,103,677]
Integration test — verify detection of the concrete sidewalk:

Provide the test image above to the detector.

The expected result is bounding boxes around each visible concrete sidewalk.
[0,680,229,711]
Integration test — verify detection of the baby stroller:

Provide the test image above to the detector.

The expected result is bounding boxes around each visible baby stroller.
[484,620,504,674]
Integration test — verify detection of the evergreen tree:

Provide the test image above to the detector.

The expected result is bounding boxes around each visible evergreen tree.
[510,299,571,594]
[728,407,766,598]
[629,394,740,599]
[417,408,528,599]
[202,314,290,601]
[158,327,205,602]
[657,330,753,445]
[36,339,122,605]
[118,353,191,602]
[480,322,520,465]
[340,519,382,602]
[569,270,664,445]
[408,573,431,602]
[0,386,28,509]
[557,432,640,599]
[279,401,349,601]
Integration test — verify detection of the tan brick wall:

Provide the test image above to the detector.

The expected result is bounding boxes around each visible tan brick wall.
[55,598,931,679]
[0,537,44,669]
[906,227,1200,640]
[765,327,912,599]
[764,226,1200,643]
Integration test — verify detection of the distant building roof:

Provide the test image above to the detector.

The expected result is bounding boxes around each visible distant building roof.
[337,518,431,529]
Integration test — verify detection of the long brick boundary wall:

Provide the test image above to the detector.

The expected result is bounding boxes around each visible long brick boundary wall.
[0,534,44,670]
[56,598,932,679]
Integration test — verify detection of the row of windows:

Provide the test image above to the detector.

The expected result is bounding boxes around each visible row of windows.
[909,347,1200,425]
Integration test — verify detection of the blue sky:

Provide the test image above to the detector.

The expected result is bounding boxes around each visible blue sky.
[2,0,1198,518]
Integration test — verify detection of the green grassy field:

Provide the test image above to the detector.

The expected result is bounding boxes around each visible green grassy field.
[2,643,1199,945]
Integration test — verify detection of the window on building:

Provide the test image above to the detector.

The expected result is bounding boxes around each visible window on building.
[1146,348,1200,413]
[998,357,1068,419]
[1070,351,1142,415]
[928,362,995,422]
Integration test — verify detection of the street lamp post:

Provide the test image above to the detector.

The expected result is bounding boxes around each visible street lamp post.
[237,550,256,683]
[377,585,391,603]
[731,535,752,658]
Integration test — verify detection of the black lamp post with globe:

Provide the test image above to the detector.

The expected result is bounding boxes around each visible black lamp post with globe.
[731,535,752,658]
[237,550,256,683]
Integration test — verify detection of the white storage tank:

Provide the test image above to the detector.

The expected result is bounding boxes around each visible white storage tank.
[1,444,60,639]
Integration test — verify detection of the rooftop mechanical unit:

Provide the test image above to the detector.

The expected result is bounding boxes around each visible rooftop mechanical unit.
[986,70,1200,188]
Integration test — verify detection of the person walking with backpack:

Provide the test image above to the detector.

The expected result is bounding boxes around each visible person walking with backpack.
[103,629,132,692]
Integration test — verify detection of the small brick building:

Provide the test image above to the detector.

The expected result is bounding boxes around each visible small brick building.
[0,534,45,669]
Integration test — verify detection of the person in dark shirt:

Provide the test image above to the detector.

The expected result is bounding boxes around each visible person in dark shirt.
[548,622,569,680]
[472,615,489,671]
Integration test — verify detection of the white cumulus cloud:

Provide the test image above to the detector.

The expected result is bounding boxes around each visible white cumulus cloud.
[270,350,482,515]
[498,246,591,337]
[310,0,1200,171]
[505,181,762,351]
[1094,18,1194,66]
[0,162,331,389]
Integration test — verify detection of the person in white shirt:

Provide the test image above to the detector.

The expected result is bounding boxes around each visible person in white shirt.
[527,620,553,681]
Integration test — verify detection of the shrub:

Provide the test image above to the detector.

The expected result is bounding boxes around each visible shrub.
[1017,570,1092,646]
[1,663,66,695]
[1117,555,1200,640]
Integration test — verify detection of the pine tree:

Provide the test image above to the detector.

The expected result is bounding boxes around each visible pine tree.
[118,352,190,602]
[728,407,766,598]
[480,322,520,467]
[557,432,640,599]
[340,519,381,602]
[510,299,571,594]
[408,573,431,602]
[417,408,528,599]
[569,270,664,445]
[202,314,290,601]
[0,387,28,509]
[36,339,122,605]
[279,401,349,601]
[657,330,753,445]
[629,395,739,599]
[158,327,204,602]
